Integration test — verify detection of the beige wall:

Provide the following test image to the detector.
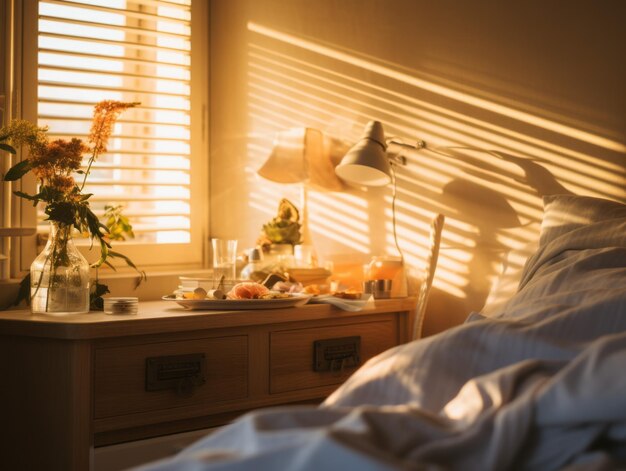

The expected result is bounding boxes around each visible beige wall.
[208,0,626,334]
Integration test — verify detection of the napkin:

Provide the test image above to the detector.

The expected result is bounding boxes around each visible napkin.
[308,294,373,311]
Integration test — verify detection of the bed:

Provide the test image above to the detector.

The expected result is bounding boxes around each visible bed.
[137,194,626,471]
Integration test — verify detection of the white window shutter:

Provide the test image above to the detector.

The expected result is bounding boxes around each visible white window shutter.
[37,0,196,255]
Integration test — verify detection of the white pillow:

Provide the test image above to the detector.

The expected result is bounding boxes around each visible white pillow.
[539,194,626,247]
[479,195,626,319]
[517,194,626,291]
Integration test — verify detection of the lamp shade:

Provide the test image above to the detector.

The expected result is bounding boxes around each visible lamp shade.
[258,128,343,191]
[257,128,308,184]
[335,121,391,186]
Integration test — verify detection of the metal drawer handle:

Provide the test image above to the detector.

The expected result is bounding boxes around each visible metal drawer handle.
[313,336,361,373]
[146,353,206,396]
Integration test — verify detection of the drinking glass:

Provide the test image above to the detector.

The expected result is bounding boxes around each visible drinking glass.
[212,238,238,289]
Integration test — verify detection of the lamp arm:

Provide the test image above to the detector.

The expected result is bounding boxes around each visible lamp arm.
[385,137,426,165]
[385,137,427,167]
[387,138,427,150]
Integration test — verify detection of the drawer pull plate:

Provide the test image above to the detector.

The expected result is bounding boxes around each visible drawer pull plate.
[146,353,206,395]
[313,336,361,372]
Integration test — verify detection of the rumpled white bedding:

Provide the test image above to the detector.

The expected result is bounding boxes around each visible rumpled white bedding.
[138,213,626,471]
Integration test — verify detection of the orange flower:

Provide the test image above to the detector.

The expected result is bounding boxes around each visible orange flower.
[88,100,138,156]
[30,138,88,194]
[31,138,86,171]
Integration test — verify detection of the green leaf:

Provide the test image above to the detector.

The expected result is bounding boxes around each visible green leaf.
[13,190,39,202]
[0,143,16,154]
[108,250,137,269]
[82,206,108,246]
[38,185,66,205]
[103,260,116,271]
[107,250,147,285]
[103,204,136,241]
[45,201,77,226]
[12,274,31,306]
[89,281,110,311]
[4,159,32,181]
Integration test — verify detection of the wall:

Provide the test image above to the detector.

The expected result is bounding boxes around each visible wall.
[208,0,626,335]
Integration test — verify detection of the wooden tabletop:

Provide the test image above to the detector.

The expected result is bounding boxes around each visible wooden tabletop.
[0,297,416,340]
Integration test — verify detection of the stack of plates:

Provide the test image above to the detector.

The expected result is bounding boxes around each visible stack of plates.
[103,297,139,315]
[176,277,213,297]
[179,277,213,290]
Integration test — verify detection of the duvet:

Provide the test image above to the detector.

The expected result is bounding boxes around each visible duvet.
[138,195,626,471]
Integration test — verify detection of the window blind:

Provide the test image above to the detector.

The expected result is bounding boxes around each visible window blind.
[37,0,192,245]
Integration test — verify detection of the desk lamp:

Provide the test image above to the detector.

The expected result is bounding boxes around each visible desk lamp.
[335,120,426,259]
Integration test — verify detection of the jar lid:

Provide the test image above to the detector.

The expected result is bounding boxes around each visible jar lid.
[104,296,138,305]
[103,297,138,315]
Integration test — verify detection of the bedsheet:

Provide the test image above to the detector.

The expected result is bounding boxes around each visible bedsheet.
[137,216,626,471]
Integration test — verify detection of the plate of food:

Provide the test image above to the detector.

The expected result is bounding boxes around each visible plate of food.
[163,281,312,310]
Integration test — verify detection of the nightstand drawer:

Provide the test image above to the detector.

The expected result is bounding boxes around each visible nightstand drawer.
[270,319,396,394]
[94,335,248,418]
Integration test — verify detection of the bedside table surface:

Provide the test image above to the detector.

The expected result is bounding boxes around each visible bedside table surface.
[0,297,416,340]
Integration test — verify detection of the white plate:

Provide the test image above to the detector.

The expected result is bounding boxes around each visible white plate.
[162,293,312,310]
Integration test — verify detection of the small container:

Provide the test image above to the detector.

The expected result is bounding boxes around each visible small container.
[241,247,265,280]
[363,279,392,299]
[103,297,138,315]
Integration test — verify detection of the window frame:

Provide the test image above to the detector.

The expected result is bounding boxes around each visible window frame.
[8,0,209,281]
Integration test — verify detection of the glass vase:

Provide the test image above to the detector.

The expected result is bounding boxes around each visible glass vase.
[30,221,90,315]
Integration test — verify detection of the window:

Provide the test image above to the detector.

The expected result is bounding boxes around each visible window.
[7,0,208,275]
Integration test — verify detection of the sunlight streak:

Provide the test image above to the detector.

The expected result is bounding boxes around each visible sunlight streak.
[248,22,626,153]
[249,43,624,175]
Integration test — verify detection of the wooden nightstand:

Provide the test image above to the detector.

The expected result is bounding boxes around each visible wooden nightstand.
[0,297,415,471]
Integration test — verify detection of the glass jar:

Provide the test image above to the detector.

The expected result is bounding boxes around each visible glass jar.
[30,221,90,315]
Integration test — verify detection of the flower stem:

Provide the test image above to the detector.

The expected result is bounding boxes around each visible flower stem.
[80,150,98,191]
